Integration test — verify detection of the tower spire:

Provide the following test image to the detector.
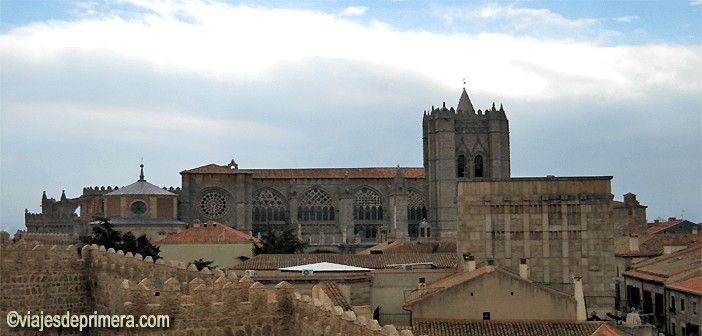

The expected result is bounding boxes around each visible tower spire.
[457,87,475,114]
[139,162,145,182]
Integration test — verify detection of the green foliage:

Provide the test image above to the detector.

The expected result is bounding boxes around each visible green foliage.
[190,258,215,271]
[253,225,306,255]
[81,217,161,260]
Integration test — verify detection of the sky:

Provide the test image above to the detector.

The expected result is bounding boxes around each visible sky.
[0,0,700,234]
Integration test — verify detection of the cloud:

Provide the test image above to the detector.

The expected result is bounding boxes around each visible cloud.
[1,1,699,103]
[0,0,700,233]
[341,6,368,16]
[613,15,638,23]
[434,4,603,37]
[476,5,600,29]
[690,0,702,6]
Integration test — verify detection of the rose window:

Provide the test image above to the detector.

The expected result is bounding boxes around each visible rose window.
[200,191,228,218]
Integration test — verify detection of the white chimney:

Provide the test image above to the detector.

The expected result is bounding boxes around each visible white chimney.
[519,258,529,279]
[463,253,476,272]
[572,274,586,321]
[629,235,639,252]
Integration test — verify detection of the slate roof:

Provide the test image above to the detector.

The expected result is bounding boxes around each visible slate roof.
[181,164,425,179]
[105,180,176,196]
[159,221,258,245]
[358,240,457,254]
[412,320,613,336]
[107,218,187,226]
[231,253,458,270]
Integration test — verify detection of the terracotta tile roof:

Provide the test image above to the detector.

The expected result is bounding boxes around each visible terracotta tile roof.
[590,323,629,336]
[623,243,702,284]
[182,163,425,179]
[666,275,702,296]
[645,219,700,235]
[159,221,258,245]
[412,319,608,336]
[321,282,352,311]
[231,253,458,270]
[404,266,573,307]
[615,233,700,257]
[358,240,457,254]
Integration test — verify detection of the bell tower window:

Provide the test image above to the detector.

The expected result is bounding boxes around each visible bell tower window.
[457,155,466,177]
[474,155,484,178]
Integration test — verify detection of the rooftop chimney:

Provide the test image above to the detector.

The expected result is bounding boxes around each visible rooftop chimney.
[418,277,426,289]
[572,274,586,321]
[629,235,639,252]
[519,258,529,279]
[463,253,476,272]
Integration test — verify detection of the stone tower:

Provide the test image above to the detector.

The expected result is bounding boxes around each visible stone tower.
[423,88,510,239]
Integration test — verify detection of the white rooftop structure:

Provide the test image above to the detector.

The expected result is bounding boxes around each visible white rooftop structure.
[278,262,373,272]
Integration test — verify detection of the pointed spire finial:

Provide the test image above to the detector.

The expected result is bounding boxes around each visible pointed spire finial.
[457,87,475,114]
[139,162,145,182]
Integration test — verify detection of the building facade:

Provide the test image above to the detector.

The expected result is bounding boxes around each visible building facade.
[23,88,638,313]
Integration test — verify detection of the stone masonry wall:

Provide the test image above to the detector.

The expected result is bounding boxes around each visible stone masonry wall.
[1,239,415,336]
[0,241,90,336]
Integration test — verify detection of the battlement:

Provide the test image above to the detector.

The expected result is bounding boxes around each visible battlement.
[83,186,121,195]
[0,240,413,335]
[423,101,507,121]
[162,186,181,193]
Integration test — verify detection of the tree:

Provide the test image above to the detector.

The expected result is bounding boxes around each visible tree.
[253,225,306,255]
[190,258,215,271]
[82,217,161,260]
[82,216,122,249]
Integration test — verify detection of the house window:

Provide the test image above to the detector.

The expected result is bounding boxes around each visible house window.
[693,301,697,314]
[681,298,685,312]
[482,312,490,320]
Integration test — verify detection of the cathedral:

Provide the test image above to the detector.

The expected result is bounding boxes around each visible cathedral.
[24,88,642,310]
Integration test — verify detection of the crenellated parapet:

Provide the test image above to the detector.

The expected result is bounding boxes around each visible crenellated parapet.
[82,186,121,195]
[162,187,181,194]
[1,241,415,335]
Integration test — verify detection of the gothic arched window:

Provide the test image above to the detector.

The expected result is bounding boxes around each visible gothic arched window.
[407,190,427,238]
[474,155,484,178]
[457,155,466,177]
[252,188,286,223]
[297,188,335,223]
[353,187,383,221]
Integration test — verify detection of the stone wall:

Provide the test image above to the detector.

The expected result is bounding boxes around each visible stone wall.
[0,242,90,336]
[456,177,617,311]
[1,239,415,336]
